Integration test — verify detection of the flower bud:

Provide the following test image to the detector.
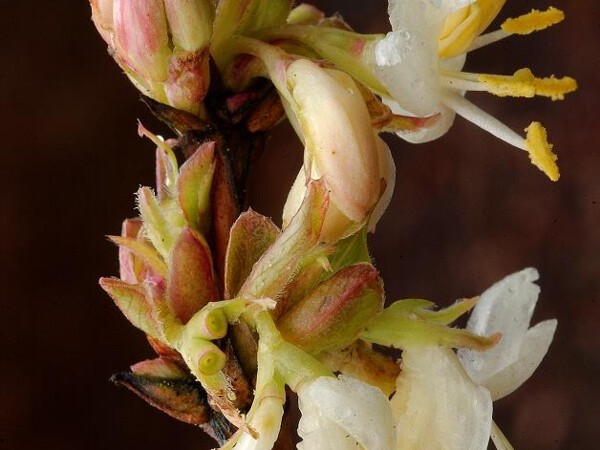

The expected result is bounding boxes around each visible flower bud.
[282,60,392,242]
[167,227,219,324]
[89,0,214,114]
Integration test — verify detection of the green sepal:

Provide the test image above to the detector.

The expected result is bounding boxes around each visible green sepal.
[238,180,328,300]
[109,235,168,279]
[255,24,387,93]
[177,142,216,235]
[99,277,162,339]
[326,226,371,276]
[287,4,325,25]
[212,0,292,69]
[277,263,384,353]
[137,186,179,259]
[224,210,280,299]
[361,298,500,351]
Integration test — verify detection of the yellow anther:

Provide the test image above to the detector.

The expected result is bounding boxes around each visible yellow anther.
[524,122,559,181]
[531,74,578,101]
[439,0,506,58]
[479,69,537,98]
[479,68,577,100]
[501,7,565,35]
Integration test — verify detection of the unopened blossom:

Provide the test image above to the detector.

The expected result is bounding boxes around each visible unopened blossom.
[281,59,395,241]
[371,0,576,181]
[458,267,557,400]
[297,375,395,450]
[90,0,214,114]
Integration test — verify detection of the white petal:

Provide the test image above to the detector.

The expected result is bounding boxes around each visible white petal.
[297,375,395,450]
[458,268,540,384]
[297,409,361,450]
[484,319,557,400]
[378,0,474,116]
[392,347,492,450]
[383,97,456,143]
[387,0,471,34]
[374,31,441,116]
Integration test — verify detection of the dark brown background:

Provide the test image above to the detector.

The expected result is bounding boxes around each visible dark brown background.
[1,1,598,449]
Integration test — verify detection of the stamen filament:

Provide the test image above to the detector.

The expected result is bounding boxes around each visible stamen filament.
[441,92,526,150]
[468,29,510,53]
[491,420,516,450]
[441,72,493,93]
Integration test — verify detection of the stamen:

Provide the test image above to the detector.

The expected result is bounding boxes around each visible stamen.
[524,122,559,181]
[441,94,560,180]
[441,92,526,150]
[467,7,565,53]
[502,7,565,35]
[478,69,537,97]
[479,68,577,100]
[442,69,577,100]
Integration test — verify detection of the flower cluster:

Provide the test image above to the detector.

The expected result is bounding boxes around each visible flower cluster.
[89,1,573,449]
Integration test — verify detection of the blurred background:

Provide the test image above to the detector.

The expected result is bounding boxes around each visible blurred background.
[1,0,598,448]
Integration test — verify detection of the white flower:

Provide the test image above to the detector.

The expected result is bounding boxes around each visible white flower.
[297,375,395,450]
[371,0,576,181]
[391,346,493,450]
[458,267,557,400]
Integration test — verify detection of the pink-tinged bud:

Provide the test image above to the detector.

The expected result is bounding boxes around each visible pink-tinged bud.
[167,227,218,323]
[113,0,171,81]
[89,0,214,114]
[277,263,384,353]
[90,0,114,44]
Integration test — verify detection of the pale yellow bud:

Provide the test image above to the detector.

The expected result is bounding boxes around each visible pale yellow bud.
[282,60,388,241]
